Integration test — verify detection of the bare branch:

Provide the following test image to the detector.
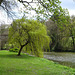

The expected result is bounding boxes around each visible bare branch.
[18,0,38,4]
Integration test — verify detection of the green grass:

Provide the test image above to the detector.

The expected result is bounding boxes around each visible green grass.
[0,50,75,75]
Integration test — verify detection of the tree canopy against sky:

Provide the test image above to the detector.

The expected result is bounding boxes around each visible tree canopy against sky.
[9,18,50,57]
[0,0,63,21]
[0,0,75,24]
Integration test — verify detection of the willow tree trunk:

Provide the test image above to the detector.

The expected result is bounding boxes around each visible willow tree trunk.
[17,46,24,56]
[17,41,29,56]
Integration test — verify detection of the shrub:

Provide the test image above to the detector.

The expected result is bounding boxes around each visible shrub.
[9,48,19,52]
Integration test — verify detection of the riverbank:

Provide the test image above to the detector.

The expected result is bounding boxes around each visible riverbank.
[0,50,75,75]
[44,52,75,68]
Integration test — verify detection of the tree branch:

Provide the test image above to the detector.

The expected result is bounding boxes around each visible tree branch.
[0,0,3,5]
[18,0,38,4]
[22,40,29,47]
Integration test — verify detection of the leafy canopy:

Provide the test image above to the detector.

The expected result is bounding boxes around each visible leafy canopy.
[0,0,62,20]
[9,18,50,57]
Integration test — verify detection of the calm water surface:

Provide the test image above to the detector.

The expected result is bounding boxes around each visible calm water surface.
[44,52,75,68]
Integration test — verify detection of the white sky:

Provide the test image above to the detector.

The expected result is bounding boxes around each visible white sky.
[0,0,75,24]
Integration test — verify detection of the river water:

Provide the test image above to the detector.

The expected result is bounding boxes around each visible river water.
[44,52,75,68]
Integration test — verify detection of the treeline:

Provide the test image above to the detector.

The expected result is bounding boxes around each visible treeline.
[46,15,75,52]
[0,14,75,53]
[0,0,75,53]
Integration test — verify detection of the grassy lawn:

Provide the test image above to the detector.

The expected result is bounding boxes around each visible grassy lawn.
[0,50,75,75]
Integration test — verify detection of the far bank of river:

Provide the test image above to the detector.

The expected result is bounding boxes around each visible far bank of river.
[44,52,75,68]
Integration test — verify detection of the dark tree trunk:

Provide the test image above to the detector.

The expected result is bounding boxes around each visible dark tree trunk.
[69,29,75,50]
[17,46,23,56]
[17,41,29,56]
[72,36,75,49]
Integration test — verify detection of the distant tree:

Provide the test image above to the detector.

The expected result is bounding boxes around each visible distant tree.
[68,15,75,49]
[46,9,70,51]
[45,19,58,51]
[9,18,50,57]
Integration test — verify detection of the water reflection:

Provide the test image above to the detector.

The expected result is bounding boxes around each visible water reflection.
[44,52,75,68]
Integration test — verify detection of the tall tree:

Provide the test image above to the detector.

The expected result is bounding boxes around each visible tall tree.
[68,15,75,49]
[9,18,50,57]
[49,8,70,51]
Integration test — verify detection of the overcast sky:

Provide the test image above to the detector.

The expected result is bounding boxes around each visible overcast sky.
[0,0,75,24]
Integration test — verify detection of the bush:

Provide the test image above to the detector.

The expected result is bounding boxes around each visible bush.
[2,44,14,50]
[9,48,19,52]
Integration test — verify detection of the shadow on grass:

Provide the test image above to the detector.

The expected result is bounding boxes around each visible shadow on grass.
[0,52,35,59]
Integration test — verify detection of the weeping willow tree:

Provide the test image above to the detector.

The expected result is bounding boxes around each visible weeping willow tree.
[9,18,51,57]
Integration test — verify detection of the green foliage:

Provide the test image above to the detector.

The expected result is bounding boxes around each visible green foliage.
[60,37,74,51]
[33,0,62,20]
[0,0,63,21]
[48,8,72,51]
[9,48,19,52]
[51,8,70,27]
[9,18,50,57]
[2,44,12,50]
[2,44,9,50]
[46,8,75,51]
